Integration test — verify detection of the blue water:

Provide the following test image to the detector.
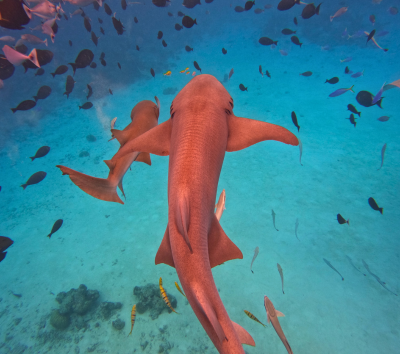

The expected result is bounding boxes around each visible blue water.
[0,0,399,353]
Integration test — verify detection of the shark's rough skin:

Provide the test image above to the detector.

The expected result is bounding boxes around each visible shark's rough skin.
[110,75,299,353]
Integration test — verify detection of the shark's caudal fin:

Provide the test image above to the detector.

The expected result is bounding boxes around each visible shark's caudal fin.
[155,215,242,268]
[56,165,124,204]
[226,116,299,152]
[231,321,256,346]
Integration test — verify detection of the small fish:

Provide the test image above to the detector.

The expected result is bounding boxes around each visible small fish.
[346,113,357,127]
[163,70,171,76]
[279,49,288,56]
[346,255,366,276]
[362,259,397,296]
[377,116,389,122]
[277,263,284,294]
[259,65,263,77]
[182,15,197,29]
[157,31,163,39]
[272,209,279,231]
[11,292,22,298]
[109,88,113,95]
[159,277,178,313]
[30,146,50,161]
[193,61,201,72]
[363,31,388,52]
[11,100,36,113]
[266,70,271,78]
[51,65,68,78]
[368,197,383,214]
[185,45,193,52]
[295,218,299,241]
[347,104,361,117]
[351,70,364,78]
[250,246,259,273]
[215,189,226,221]
[87,84,93,100]
[192,72,196,76]
[281,28,296,35]
[290,36,302,47]
[325,77,339,84]
[372,82,386,105]
[33,85,51,102]
[150,68,155,78]
[48,219,63,238]
[239,84,247,91]
[369,14,375,25]
[244,310,266,327]
[174,282,186,297]
[136,45,140,51]
[344,66,351,74]
[35,68,45,76]
[228,68,234,80]
[118,62,121,69]
[377,143,386,170]
[329,85,354,97]
[300,71,312,77]
[291,111,300,132]
[323,258,344,280]
[330,6,348,22]
[180,68,188,73]
[128,304,136,336]
[293,16,297,25]
[21,171,46,189]
[259,37,278,46]
[340,57,352,63]
[222,48,227,54]
[337,214,349,225]
[366,29,376,44]
[79,102,93,110]
[162,40,167,47]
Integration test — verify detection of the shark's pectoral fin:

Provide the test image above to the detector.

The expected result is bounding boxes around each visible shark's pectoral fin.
[56,165,124,204]
[231,321,256,347]
[208,215,243,268]
[155,224,175,267]
[275,310,285,317]
[226,115,299,152]
[135,152,152,165]
[176,192,193,253]
[110,128,129,146]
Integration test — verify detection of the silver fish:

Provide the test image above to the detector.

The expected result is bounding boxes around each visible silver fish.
[377,143,386,170]
[298,137,303,166]
[272,209,279,231]
[323,258,344,280]
[362,260,397,296]
[346,255,366,276]
[250,246,259,273]
[277,263,284,294]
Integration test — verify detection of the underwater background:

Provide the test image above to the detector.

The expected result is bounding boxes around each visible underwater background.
[0,0,399,353]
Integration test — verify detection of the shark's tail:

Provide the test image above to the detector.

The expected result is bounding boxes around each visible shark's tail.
[56,165,124,204]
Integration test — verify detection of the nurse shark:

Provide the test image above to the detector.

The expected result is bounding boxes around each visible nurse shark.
[108,74,299,353]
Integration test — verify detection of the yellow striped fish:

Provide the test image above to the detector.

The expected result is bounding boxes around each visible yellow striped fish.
[174,281,186,297]
[128,304,136,336]
[159,277,178,314]
[244,310,266,327]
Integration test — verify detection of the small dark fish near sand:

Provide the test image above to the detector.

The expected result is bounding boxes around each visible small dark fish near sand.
[250,246,259,273]
[0,236,14,263]
[300,71,312,77]
[337,213,349,225]
[325,77,339,84]
[21,171,46,189]
[377,143,386,170]
[346,113,357,127]
[277,263,284,294]
[368,197,383,214]
[79,102,93,110]
[346,255,366,276]
[48,219,63,238]
[291,111,300,131]
[239,84,247,91]
[193,61,201,72]
[377,116,389,122]
[362,259,397,296]
[33,85,51,102]
[228,68,234,80]
[11,100,36,113]
[30,146,50,161]
[271,209,278,231]
[347,104,361,117]
[323,258,344,280]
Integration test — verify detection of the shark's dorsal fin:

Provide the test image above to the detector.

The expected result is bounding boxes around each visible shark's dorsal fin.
[176,192,193,253]
[155,225,175,267]
[226,115,299,152]
[231,321,255,346]
[208,215,243,268]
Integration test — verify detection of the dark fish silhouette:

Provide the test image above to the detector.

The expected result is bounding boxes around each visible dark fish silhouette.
[346,113,357,127]
[104,3,112,15]
[79,102,93,110]
[51,65,68,78]
[362,259,397,296]
[291,35,302,47]
[90,62,97,68]
[87,84,93,100]
[259,65,263,76]
[177,11,185,17]
[222,48,227,54]
[121,0,127,10]
[98,18,103,24]
[158,31,163,39]
[64,75,75,98]
[228,68,234,80]
[300,71,312,77]
[11,100,36,113]
[347,104,361,117]
[69,49,94,75]
[168,12,173,17]
[0,0,29,30]
[134,17,138,23]
[185,45,193,52]
[84,16,91,32]
[0,236,13,263]
[100,52,105,60]
[368,197,383,214]
[259,37,278,46]
[366,29,376,44]
[323,258,344,280]
[337,214,349,225]
[118,63,121,69]
[152,0,171,6]
[91,31,99,46]
[291,111,300,131]
[293,16,298,25]
[48,219,63,238]
[33,86,51,102]
[35,68,45,76]
[244,1,255,11]
[182,16,197,28]
[175,23,183,31]
[150,68,155,78]
[21,171,46,189]
[194,61,201,72]
[109,88,113,95]
[100,59,107,66]
[266,70,271,78]
[277,0,300,11]
[377,116,389,122]
[346,255,366,276]
[301,3,321,19]
[112,15,125,35]
[162,40,167,47]
[22,49,53,72]
[183,0,201,9]
[0,56,15,81]
[239,84,247,91]
[69,40,73,46]
[30,146,50,161]
[325,77,339,84]
[356,91,383,108]
[281,28,296,35]
[345,66,350,74]
[234,6,244,13]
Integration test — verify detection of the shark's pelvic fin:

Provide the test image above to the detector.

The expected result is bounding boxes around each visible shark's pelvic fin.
[226,115,299,152]
[208,215,243,267]
[135,152,152,165]
[155,225,175,267]
[231,321,256,346]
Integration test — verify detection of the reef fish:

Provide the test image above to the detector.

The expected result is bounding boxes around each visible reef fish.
[377,143,386,170]
[330,7,347,21]
[11,100,36,113]
[329,85,354,97]
[291,111,300,131]
[48,219,63,238]
[159,277,178,313]
[30,146,50,161]
[0,236,13,263]
[21,171,46,189]
[128,304,136,336]
[250,246,259,273]
[277,263,284,294]
[272,209,278,230]
[323,258,344,280]
[368,197,383,214]
[33,85,51,101]
[244,310,266,327]
[337,214,349,225]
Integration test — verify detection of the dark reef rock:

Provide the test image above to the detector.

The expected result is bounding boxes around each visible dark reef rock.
[56,284,99,316]
[50,309,71,330]
[133,283,177,319]
[112,318,125,330]
[99,301,122,320]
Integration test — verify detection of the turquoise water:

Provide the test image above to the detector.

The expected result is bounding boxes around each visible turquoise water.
[0,1,399,353]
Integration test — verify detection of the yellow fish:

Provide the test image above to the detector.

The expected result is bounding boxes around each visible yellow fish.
[164,70,172,76]
[128,304,136,336]
[174,281,186,297]
[159,277,178,313]
[244,310,266,327]
[180,67,189,73]
[186,71,190,75]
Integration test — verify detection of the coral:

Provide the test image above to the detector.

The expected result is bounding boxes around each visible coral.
[99,301,122,320]
[112,318,125,330]
[50,309,70,330]
[133,283,177,320]
[56,284,99,316]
